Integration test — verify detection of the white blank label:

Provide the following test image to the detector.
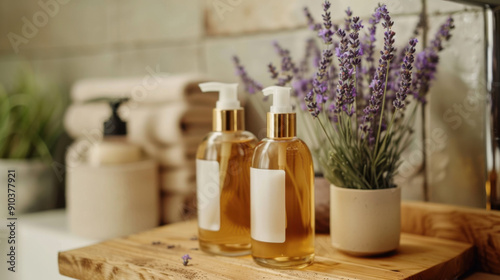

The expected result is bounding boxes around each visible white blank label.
[251,168,286,243]
[196,159,220,231]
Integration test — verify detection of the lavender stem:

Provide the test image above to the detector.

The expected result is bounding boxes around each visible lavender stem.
[374,64,391,153]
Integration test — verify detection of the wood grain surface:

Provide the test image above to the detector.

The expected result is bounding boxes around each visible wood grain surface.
[59,218,473,280]
[401,201,500,274]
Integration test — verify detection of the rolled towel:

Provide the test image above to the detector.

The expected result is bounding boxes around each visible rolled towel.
[148,103,211,146]
[64,103,111,139]
[160,167,195,194]
[65,102,212,146]
[71,73,217,106]
[141,141,196,169]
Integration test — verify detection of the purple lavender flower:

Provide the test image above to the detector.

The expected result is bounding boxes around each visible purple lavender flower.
[332,14,362,117]
[305,91,320,117]
[299,38,315,74]
[272,41,297,86]
[268,63,279,79]
[412,17,454,101]
[306,49,333,116]
[327,63,337,100]
[393,38,418,110]
[304,7,321,31]
[430,17,454,52]
[387,47,404,94]
[413,12,427,37]
[332,29,349,114]
[233,56,263,94]
[361,5,395,140]
[273,41,287,57]
[304,1,336,118]
[349,17,363,66]
[312,40,322,68]
[273,42,294,72]
[293,77,313,110]
[362,6,383,83]
[412,50,437,103]
[233,1,453,153]
[344,7,353,32]
[319,1,334,45]
[182,254,192,266]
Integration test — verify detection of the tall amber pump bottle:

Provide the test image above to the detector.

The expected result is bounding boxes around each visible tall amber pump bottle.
[250,86,315,268]
[196,82,258,256]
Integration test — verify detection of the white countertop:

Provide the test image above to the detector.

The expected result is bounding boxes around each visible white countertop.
[0,209,98,280]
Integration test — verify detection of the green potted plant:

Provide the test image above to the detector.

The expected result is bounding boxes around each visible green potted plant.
[234,2,454,255]
[0,68,64,215]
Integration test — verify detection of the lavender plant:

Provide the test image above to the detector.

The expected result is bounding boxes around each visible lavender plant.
[234,2,454,189]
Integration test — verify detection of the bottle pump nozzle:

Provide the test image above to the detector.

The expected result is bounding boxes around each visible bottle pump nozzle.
[198,82,244,132]
[262,86,296,138]
[199,82,241,110]
[262,86,293,114]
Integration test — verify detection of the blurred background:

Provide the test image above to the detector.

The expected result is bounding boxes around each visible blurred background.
[0,0,491,279]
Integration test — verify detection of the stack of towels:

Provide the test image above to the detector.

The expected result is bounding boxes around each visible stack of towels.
[64,73,216,224]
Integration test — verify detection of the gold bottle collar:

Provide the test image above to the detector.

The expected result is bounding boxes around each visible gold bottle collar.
[213,109,245,132]
[267,112,296,138]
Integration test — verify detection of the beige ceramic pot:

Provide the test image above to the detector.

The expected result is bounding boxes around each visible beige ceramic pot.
[330,184,401,256]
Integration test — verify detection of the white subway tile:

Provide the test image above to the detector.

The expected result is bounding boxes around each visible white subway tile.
[116,44,201,76]
[0,0,114,53]
[203,0,421,36]
[116,0,203,44]
[427,0,483,14]
[427,11,487,207]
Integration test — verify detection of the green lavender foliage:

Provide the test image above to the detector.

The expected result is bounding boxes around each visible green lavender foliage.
[0,69,64,160]
[312,108,417,189]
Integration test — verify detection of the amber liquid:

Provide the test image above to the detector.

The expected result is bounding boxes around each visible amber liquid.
[251,137,315,268]
[196,131,257,256]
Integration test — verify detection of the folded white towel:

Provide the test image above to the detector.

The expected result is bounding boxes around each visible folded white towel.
[141,140,196,169]
[64,102,212,146]
[71,73,217,105]
[130,102,211,146]
[64,103,110,139]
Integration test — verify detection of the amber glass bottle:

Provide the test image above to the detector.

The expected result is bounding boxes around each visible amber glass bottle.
[196,82,258,256]
[197,131,257,255]
[250,86,315,268]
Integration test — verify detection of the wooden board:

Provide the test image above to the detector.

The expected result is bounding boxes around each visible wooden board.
[59,219,474,280]
[401,201,500,274]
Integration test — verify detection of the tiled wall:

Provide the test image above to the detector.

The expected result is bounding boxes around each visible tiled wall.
[0,0,487,207]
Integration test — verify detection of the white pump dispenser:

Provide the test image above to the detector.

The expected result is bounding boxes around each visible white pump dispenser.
[198,82,244,132]
[262,86,293,113]
[199,82,241,110]
[262,86,296,138]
